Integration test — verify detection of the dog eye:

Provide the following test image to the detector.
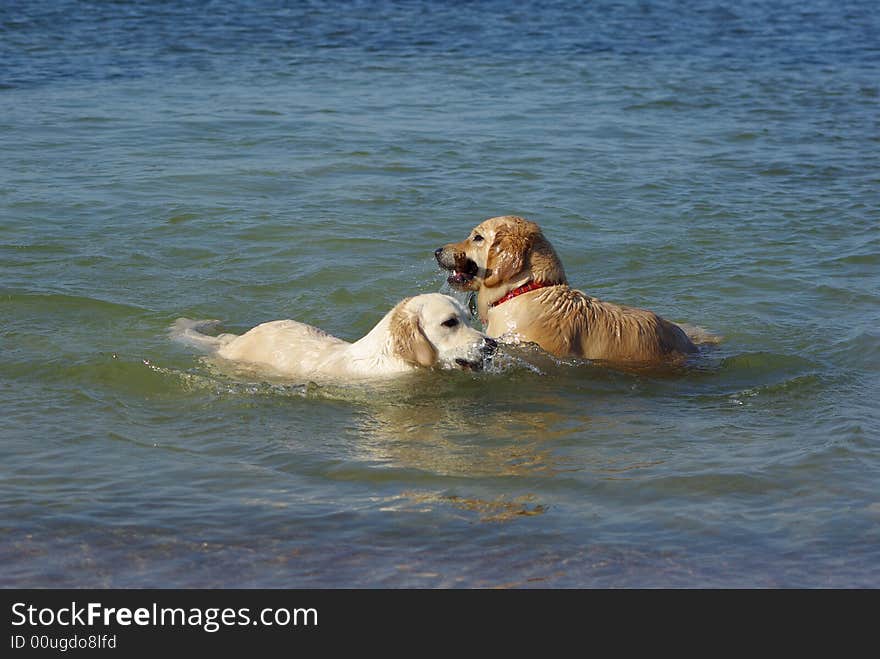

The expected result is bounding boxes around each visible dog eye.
[441,317,459,328]
[472,234,483,242]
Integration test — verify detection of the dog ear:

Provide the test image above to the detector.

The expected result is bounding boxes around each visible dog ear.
[484,226,531,287]
[390,301,438,367]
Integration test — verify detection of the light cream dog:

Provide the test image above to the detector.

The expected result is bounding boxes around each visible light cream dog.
[171,293,496,381]
[435,216,698,363]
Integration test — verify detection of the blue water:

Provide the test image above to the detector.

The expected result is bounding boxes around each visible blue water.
[1,0,878,587]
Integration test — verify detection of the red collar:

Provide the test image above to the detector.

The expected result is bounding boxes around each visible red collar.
[490,280,561,308]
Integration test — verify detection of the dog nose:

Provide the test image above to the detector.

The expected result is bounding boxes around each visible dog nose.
[481,337,498,356]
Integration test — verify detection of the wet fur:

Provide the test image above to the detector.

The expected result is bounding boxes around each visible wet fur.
[171,294,488,381]
[437,216,699,363]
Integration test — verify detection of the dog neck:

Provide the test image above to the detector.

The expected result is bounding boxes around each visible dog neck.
[489,280,562,309]
[477,275,563,325]
[344,312,413,373]
[475,274,525,323]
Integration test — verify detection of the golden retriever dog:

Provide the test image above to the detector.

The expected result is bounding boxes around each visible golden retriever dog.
[171,293,497,381]
[435,216,697,363]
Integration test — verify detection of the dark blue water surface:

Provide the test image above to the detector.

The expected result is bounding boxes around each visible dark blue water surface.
[1,1,878,587]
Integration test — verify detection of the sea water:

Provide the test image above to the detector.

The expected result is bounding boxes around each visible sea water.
[1,0,878,586]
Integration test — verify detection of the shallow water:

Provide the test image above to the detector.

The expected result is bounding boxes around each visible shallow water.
[2,0,878,587]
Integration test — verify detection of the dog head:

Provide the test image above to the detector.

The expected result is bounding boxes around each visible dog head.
[389,294,497,371]
[435,216,567,297]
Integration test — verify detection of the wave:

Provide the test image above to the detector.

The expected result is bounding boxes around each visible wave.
[1,290,150,317]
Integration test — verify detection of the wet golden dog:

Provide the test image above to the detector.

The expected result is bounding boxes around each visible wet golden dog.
[435,216,697,363]
[172,293,496,381]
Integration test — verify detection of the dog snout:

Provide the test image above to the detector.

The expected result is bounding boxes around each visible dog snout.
[434,245,456,268]
[481,337,498,356]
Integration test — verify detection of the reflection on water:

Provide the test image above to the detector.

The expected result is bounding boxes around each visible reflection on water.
[384,492,547,523]
[351,400,579,479]
[147,349,603,523]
